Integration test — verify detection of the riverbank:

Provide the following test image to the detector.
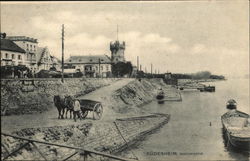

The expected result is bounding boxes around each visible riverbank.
[1,78,180,160]
[1,114,170,160]
[1,78,120,115]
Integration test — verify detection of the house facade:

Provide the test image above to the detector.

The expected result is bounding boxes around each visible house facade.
[0,38,26,66]
[6,36,38,72]
[65,55,112,78]
[36,47,54,71]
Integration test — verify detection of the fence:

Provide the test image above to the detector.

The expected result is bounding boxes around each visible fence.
[1,132,134,161]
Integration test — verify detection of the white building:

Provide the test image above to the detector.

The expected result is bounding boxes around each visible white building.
[65,55,112,78]
[36,47,53,71]
[0,38,26,66]
[6,36,38,72]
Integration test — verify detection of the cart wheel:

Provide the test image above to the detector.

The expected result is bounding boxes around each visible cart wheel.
[93,103,103,120]
[81,110,88,119]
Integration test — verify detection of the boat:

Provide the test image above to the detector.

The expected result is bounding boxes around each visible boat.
[204,85,215,92]
[198,85,215,92]
[156,89,164,100]
[221,99,250,151]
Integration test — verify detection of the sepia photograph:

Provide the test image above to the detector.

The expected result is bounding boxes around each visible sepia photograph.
[1,1,249,161]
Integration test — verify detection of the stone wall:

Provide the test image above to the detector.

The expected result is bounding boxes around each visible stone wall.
[1,114,170,160]
[110,79,181,114]
[1,78,119,115]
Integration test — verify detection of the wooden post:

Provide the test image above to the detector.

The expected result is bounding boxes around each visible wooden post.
[151,63,153,76]
[61,24,65,83]
[98,58,101,78]
[137,56,139,71]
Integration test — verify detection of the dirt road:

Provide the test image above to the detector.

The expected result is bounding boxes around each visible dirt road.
[1,78,134,132]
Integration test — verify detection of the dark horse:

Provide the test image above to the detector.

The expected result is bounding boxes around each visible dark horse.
[53,95,74,119]
[53,95,81,121]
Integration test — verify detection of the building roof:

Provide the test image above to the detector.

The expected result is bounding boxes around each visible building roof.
[0,38,26,53]
[65,55,111,64]
[51,55,61,64]
[6,36,38,43]
[36,47,47,63]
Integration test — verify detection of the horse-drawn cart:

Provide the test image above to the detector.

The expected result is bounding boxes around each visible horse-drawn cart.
[73,99,103,120]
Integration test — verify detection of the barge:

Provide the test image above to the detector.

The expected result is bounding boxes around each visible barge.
[221,100,250,151]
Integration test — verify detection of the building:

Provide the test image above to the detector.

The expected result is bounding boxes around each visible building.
[36,47,53,71]
[6,36,38,72]
[0,38,26,66]
[65,55,112,78]
[50,55,61,71]
[110,40,125,63]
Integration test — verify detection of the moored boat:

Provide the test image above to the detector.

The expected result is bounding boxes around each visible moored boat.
[156,90,164,100]
[221,99,250,151]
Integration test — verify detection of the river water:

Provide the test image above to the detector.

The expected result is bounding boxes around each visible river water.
[124,79,249,161]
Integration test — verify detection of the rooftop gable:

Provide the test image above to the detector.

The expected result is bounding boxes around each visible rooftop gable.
[0,39,26,53]
[65,55,111,64]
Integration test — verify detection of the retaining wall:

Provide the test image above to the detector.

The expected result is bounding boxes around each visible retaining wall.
[1,78,119,115]
[110,79,181,114]
[1,114,170,160]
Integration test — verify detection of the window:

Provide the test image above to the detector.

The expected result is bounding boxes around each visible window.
[106,65,109,71]
[27,44,29,50]
[34,46,36,51]
[90,59,92,62]
[30,45,32,50]
[5,53,8,58]
[12,54,15,59]
[79,59,82,62]
[116,58,118,61]
[101,66,103,71]
[18,55,22,60]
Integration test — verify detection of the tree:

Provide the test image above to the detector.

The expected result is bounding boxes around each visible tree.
[112,62,133,77]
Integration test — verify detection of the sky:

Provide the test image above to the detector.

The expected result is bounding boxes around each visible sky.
[1,1,249,77]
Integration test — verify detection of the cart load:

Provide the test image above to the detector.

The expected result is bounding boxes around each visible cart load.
[73,99,103,120]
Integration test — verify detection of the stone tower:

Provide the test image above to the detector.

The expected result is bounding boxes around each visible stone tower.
[110,40,125,64]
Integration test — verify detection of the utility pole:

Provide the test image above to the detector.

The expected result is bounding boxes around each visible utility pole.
[151,63,153,76]
[137,56,139,71]
[117,24,119,41]
[99,58,101,78]
[61,24,64,83]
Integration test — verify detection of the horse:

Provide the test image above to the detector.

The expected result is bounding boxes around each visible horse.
[53,95,67,119]
[64,95,83,122]
[64,95,75,119]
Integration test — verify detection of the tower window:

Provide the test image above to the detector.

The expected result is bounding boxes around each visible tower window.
[5,53,8,58]
[18,55,22,60]
[12,54,15,59]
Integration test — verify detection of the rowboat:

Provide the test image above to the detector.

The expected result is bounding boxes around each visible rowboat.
[221,110,250,151]
[156,91,164,100]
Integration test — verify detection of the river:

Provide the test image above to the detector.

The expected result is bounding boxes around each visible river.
[123,78,249,161]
